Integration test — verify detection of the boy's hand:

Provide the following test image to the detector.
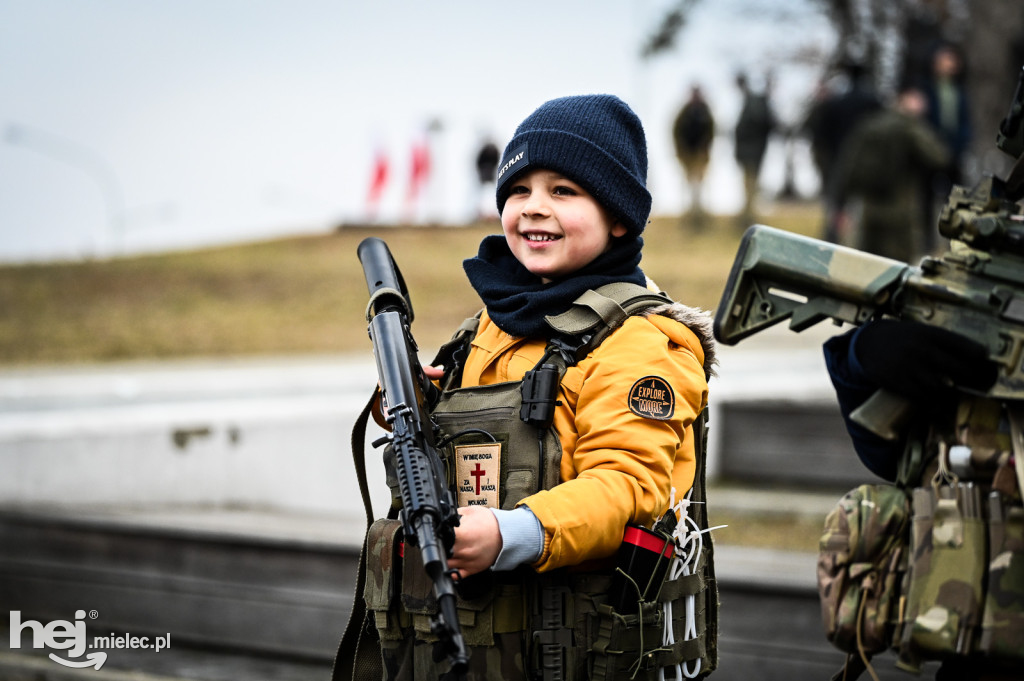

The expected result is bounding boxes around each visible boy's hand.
[448,506,502,579]
[376,365,442,422]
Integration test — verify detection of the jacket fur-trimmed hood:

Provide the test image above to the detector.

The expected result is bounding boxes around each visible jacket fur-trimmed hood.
[644,302,718,380]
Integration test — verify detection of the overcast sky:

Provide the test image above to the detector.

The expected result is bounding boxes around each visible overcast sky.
[0,0,834,262]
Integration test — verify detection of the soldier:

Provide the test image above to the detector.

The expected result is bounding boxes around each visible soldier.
[346,94,718,681]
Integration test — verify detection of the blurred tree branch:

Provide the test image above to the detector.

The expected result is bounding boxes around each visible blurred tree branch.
[639,1,697,60]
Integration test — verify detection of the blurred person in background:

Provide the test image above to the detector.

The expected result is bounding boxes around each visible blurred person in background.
[733,71,775,230]
[474,135,501,222]
[922,43,972,250]
[831,86,949,263]
[672,83,715,229]
[805,59,883,243]
[924,44,972,189]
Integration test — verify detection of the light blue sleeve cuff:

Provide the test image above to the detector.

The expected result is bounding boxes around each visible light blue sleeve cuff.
[490,506,544,571]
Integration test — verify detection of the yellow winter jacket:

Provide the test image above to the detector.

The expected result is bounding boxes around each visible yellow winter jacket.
[459,307,710,572]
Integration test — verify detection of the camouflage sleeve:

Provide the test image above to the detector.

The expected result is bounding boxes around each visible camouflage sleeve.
[823,327,902,481]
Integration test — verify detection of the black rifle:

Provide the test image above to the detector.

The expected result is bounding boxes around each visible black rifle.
[357,236,469,677]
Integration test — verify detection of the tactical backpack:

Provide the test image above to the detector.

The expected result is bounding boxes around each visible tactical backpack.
[333,282,720,681]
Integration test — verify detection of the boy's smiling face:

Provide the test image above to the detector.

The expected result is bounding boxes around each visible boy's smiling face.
[501,168,627,283]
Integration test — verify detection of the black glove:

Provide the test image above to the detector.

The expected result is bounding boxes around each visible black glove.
[851,319,998,404]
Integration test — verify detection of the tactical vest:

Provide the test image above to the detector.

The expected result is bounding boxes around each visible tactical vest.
[334,283,719,681]
[818,394,1024,680]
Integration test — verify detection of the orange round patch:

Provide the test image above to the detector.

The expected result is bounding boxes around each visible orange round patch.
[628,376,675,420]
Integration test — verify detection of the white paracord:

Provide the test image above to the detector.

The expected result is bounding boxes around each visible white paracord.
[658,488,727,681]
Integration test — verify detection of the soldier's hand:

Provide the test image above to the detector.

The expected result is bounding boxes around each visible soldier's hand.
[852,319,998,404]
[448,506,502,579]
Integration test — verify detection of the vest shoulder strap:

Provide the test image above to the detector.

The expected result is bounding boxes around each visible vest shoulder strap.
[432,310,483,392]
[431,283,671,387]
[543,282,671,350]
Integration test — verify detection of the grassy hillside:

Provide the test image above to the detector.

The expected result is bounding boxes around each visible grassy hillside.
[2,203,824,365]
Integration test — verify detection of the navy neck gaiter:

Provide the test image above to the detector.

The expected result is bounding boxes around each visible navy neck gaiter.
[462,233,646,338]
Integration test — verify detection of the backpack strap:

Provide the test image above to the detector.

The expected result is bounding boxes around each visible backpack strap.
[540,285,721,678]
[520,283,673,430]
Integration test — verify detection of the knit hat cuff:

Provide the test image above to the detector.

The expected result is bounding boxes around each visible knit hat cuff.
[495,129,652,236]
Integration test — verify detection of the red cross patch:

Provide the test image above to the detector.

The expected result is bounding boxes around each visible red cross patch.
[454,442,501,508]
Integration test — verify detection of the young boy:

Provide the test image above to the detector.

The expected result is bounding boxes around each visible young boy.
[365,94,715,681]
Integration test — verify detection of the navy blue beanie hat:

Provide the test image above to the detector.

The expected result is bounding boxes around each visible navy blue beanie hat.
[495,94,652,236]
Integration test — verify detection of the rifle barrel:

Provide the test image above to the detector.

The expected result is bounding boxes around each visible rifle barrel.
[358,236,412,319]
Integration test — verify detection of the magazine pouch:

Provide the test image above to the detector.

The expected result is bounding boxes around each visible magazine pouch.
[897,480,987,672]
[978,489,1024,660]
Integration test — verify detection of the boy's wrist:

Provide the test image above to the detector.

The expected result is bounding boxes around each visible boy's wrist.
[490,506,544,571]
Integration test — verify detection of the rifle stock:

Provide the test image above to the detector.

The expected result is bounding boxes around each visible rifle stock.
[713,224,1024,438]
[713,225,910,345]
[358,237,469,676]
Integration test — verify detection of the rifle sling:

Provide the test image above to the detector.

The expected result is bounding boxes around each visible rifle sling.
[332,392,384,681]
